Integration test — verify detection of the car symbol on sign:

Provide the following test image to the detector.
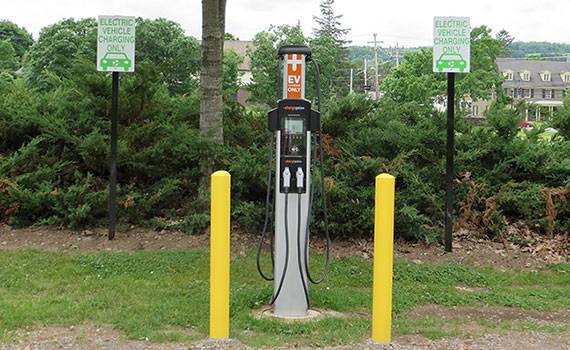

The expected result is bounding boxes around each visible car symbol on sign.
[100,52,132,71]
[436,53,467,72]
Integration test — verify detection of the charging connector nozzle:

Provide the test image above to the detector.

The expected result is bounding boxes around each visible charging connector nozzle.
[283,167,291,188]
[296,167,304,190]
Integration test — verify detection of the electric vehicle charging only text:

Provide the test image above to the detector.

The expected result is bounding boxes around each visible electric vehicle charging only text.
[256,45,331,318]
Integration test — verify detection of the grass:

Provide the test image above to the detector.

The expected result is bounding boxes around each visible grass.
[0,249,568,347]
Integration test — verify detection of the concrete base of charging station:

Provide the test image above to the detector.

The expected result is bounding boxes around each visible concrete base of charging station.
[253,306,348,321]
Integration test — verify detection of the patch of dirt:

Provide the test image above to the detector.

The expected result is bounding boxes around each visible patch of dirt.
[406,304,570,324]
[358,331,570,350]
[0,224,568,270]
[2,324,570,350]
[1,324,191,350]
[0,224,257,256]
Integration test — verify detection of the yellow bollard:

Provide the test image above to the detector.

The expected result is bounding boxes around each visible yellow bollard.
[371,173,395,344]
[209,170,231,339]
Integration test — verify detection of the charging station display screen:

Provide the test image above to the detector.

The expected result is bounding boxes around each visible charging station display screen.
[284,118,304,134]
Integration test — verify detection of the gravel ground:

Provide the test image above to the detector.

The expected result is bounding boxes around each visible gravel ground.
[1,325,569,350]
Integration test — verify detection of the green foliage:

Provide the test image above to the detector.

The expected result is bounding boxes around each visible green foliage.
[247,24,307,106]
[553,94,570,139]
[506,41,570,58]
[0,40,19,73]
[1,18,568,242]
[486,102,521,140]
[223,48,243,98]
[0,20,33,59]
[25,18,98,90]
[135,18,201,94]
[383,26,507,105]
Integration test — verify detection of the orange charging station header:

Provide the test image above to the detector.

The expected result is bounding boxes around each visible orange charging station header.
[283,53,306,99]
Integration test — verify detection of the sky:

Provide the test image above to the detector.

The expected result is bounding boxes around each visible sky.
[2,0,570,47]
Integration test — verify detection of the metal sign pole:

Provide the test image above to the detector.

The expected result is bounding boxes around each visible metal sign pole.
[445,72,455,252]
[109,71,119,240]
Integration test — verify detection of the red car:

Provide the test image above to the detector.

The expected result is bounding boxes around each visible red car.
[517,121,534,128]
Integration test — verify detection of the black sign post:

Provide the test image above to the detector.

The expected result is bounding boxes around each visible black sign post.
[445,72,455,252]
[108,71,119,240]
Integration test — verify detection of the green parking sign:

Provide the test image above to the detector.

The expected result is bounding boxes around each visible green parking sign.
[433,17,470,73]
[97,15,136,73]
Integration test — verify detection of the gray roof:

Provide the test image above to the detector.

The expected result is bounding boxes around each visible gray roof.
[496,58,570,88]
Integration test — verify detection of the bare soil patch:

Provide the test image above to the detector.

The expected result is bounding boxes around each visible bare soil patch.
[2,324,569,350]
[1,224,567,270]
[2,324,191,350]
[406,304,570,324]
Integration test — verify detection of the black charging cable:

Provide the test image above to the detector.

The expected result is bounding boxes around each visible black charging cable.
[297,187,311,309]
[270,189,289,305]
[303,58,331,285]
[256,135,275,281]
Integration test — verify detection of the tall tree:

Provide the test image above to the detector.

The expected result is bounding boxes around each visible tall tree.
[0,40,19,73]
[312,0,350,45]
[496,29,514,55]
[24,18,97,90]
[383,26,505,105]
[0,20,33,61]
[247,24,307,106]
[200,0,227,144]
[311,0,351,104]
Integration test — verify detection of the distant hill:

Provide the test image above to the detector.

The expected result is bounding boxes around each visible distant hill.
[504,41,570,60]
[348,41,570,64]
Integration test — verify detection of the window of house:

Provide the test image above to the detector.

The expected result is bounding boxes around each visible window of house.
[544,89,553,99]
[530,89,534,98]
[503,70,514,80]
[523,89,531,98]
[540,71,551,82]
[561,72,570,83]
[520,70,531,81]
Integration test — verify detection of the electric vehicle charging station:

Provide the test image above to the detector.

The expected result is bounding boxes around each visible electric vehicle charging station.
[257,45,331,318]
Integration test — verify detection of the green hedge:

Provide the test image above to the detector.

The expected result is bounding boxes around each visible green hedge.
[1,72,569,240]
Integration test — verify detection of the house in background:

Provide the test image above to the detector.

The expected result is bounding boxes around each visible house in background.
[224,40,253,105]
[471,58,570,121]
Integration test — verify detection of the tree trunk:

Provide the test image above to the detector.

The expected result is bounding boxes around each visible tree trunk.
[200,0,226,144]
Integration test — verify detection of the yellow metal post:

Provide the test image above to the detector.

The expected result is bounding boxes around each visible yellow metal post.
[371,173,395,344]
[210,170,231,339]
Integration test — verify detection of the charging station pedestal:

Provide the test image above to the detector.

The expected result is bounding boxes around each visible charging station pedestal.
[269,47,317,318]
[258,45,328,319]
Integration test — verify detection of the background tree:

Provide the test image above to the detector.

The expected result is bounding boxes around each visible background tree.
[553,94,570,139]
[496,29,514,51]
[0,20,33,61]
[222,48,242,99]
[311,0,351,103]
[247,24,306,106]
[136,18,201,94]
[382,25,506,106]
[0,40,19,73]
[312,0,350,44]
[24,18,97,90]
[200,0,227,144]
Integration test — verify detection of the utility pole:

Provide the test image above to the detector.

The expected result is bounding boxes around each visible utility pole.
[350,68,353,94]
[394,42,400,66]
[368,33,383,99]
[364,58,367,87]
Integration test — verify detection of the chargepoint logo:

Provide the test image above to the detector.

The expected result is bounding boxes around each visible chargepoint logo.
[286,54,304,99]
